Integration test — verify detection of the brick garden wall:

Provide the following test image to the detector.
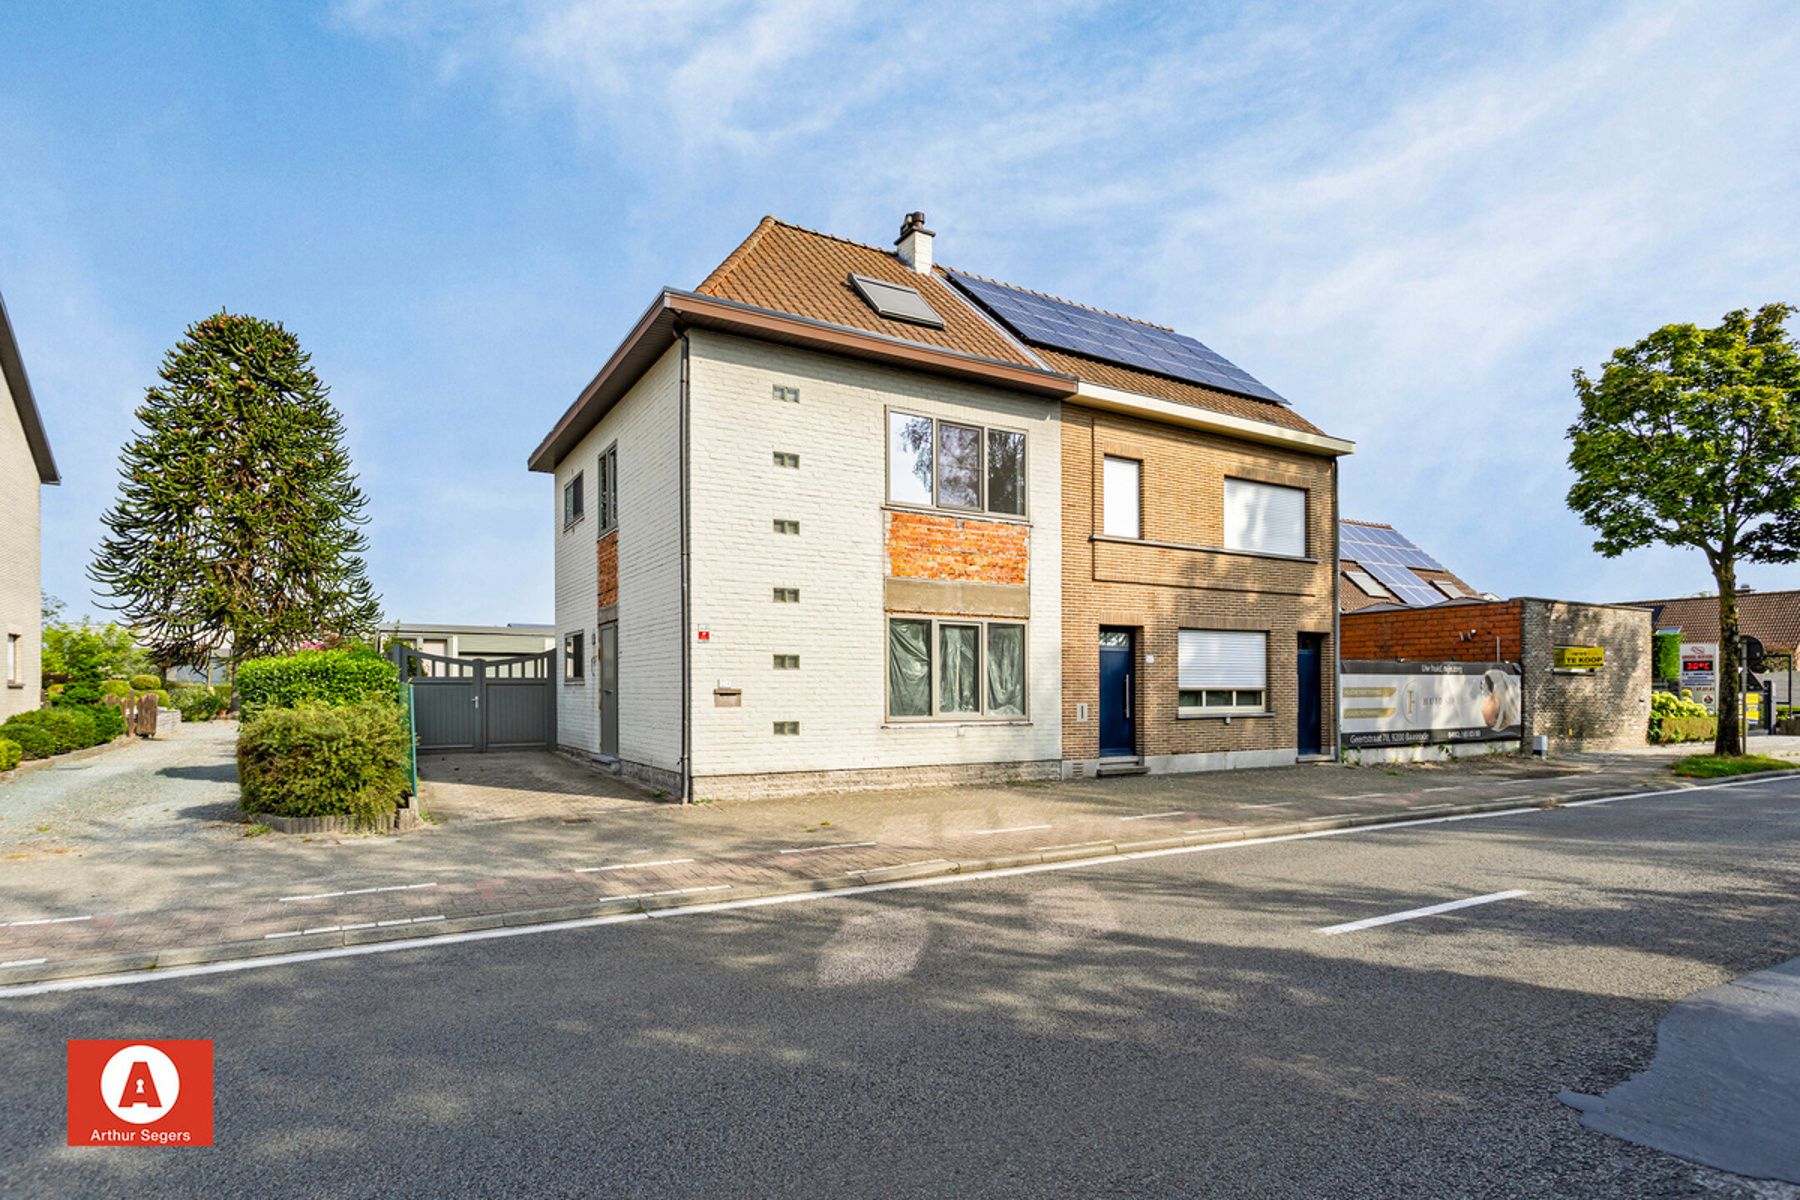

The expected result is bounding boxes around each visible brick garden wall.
[1340,600,1523,663]
[1521,599,1651,751]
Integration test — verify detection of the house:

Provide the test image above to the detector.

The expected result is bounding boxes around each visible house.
[1619,589,1800,709]
[377,622,555,662]
[529,214,1352,798]
[0,289,58,721]
[1338,519,1485,612]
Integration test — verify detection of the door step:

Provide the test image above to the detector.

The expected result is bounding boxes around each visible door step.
[1095,759,1149,778]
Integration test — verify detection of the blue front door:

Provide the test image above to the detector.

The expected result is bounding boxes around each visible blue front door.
[1099,628,1136,757]
[1297,633,1324,755]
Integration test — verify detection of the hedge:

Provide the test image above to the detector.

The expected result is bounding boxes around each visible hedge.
[130,674,163,692]
[58,701,124,743]
[1652,714,1717,744]
[237,700,410,826]
[0,724,56,760]
[171,686,230,722]
[236,650,398,717]
[2,708,98,755]
[0,738,21,771]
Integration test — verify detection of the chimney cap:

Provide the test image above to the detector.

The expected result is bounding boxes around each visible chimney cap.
[895,211,934,244]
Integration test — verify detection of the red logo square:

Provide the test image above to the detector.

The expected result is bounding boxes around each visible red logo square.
[67,1040,214,1147]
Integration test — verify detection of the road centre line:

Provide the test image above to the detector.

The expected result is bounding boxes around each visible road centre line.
[574,858,696,874]
[1,915,92,928]
[1119,811,1186,821]
[971,824,1054,835]
[779,842,877,855]
[1316,890,1531,936]
[0,958,47,969]
[279,883,438,903]
[7,772,1796,999]
[1236,802,1290,809]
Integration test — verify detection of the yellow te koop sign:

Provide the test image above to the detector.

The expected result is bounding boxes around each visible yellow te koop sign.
[1553,645,1605,670]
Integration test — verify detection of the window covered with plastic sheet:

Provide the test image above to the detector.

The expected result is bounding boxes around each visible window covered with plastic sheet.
[885,617,1027,720]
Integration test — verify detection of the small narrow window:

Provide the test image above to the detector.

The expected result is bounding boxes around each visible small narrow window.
[773,519,800,535]
[1102,457,1140,538]
[936,422,982,510]
[938,624,981,714]
[772,587,800,603]
[773,385,800,404]
[563,472,585,527]
[888,619,932,718]
[773,451,800,469]
[563,632,586,681]
[5,633,19,685]
[986,429,1026,516]
[773,721,800,735]
[597,445,618,533]
[773,654,800,670]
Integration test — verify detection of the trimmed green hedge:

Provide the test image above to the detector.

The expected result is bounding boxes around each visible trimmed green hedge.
[237,650,397,717]
[0,738,21,771]
[59,702,125,742]
[0,724,56,759]
[1652,714,1717,744]
[2,708,98,755]
[130,674,162,692]
[237,700,410,826]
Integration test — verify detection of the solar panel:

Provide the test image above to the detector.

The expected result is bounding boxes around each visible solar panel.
[947,272,1286,404]
[849,274,944,328]
[1339,522,1450,607]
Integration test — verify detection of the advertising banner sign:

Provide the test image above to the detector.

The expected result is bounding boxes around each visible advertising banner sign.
[1553,645,1605,670]
[1679,641,1718,710]
[1340,660,1522,749]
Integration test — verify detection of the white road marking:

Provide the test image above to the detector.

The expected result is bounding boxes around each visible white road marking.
[0,958,47,968]
[1317,890,1531,936]
[970,825,1053,836]
[1420,786,1462,794]
[1236,802,1290,809]
[574,858,696,874]
[279,883,438,903]
[779,842,877,855]
[269,914,448,939]
[7,772,1797,998]
[1118,811,1185,821]
[1,915,92,928]
[615,885,730,901]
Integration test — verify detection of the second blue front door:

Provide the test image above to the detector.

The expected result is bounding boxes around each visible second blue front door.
[1099,628,1136,757]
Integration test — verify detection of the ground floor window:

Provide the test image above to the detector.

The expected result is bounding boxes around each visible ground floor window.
[563,631,585,682]
[1177,629,1267,714]
[888,617,1026,720]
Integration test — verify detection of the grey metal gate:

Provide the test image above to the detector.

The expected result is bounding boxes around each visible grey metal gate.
[394,646,555,752]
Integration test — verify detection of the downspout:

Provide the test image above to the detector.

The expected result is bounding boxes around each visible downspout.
[1330,457,1342,762]
[679,331,693,803]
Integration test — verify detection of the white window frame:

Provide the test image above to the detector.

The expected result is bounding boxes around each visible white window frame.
[885,409,1029,519]
[885,616,1029,722]
[1177,629,1268,716]
[1102,456,1142,538]
[1223,478,1307,558]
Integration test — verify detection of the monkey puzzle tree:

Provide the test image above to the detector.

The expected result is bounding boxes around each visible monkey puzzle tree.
[1567,303,1800,755]
[91,312,381,669]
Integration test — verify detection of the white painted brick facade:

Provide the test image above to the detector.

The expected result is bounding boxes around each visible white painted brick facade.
[552,346,683,774]
[684,330,1063,780]
[0,370,42,721]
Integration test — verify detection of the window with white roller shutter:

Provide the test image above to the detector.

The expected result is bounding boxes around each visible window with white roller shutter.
[1178,630,1268,714]
[1224,478,1306,557]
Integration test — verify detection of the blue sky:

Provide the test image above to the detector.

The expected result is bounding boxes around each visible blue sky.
[4,1,1798,625]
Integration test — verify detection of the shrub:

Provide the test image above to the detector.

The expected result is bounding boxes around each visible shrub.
[0,738,21,771]
[130,674,162,692]
[3,707,99,753]
[1651,632,1682,683]
[102,679,132,699]
[0,723,57,760]
[1648,690,1711,741]
[1652,714,1717,744]
[237,700,410,826]
[56,702,124,742]
[59,681,104,706]
[171,686,229,722]
[236,649,397,717]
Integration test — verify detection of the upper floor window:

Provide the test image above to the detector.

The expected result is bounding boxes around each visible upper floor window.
[563,472,585,528]
[1224,478,1306,558]
[597,444,618,534]
[1102,456,1141,538]
[887,411,1027,517]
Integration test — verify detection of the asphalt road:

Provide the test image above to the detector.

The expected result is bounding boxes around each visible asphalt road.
[5,776,1800,1199]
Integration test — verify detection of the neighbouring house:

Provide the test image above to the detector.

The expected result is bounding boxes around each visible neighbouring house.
[0,289,58,721]
[378,622,555,663]
[1340,597,1651,755]
[1619,589,1800,710]
[1338,519,1487,612]
[530,213,1353,798]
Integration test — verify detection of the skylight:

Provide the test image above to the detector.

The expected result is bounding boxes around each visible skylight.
[849,274,944,328]
[1345,570,1391,599]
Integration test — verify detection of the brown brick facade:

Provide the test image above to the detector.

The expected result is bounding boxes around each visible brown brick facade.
[886,510,1028,585]
[596,530,619,609]
[1341,599,1523,662]
[1060,407,1339,765]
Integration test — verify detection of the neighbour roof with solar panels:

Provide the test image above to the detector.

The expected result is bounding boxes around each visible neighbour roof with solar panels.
[1339,519,1490,613]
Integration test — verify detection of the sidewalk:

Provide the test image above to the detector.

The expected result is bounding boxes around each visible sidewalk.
[2,734,1796,987]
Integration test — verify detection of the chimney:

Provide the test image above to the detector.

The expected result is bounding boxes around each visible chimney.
[895,211,934,274]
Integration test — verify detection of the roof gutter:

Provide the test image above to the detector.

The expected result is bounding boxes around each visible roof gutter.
[0,289,59,484]
[1070,380,1355,458]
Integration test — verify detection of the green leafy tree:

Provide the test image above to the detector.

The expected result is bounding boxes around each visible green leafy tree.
[90,312,381,669]
[1567,303,1800,755]
[40,619,151,686]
